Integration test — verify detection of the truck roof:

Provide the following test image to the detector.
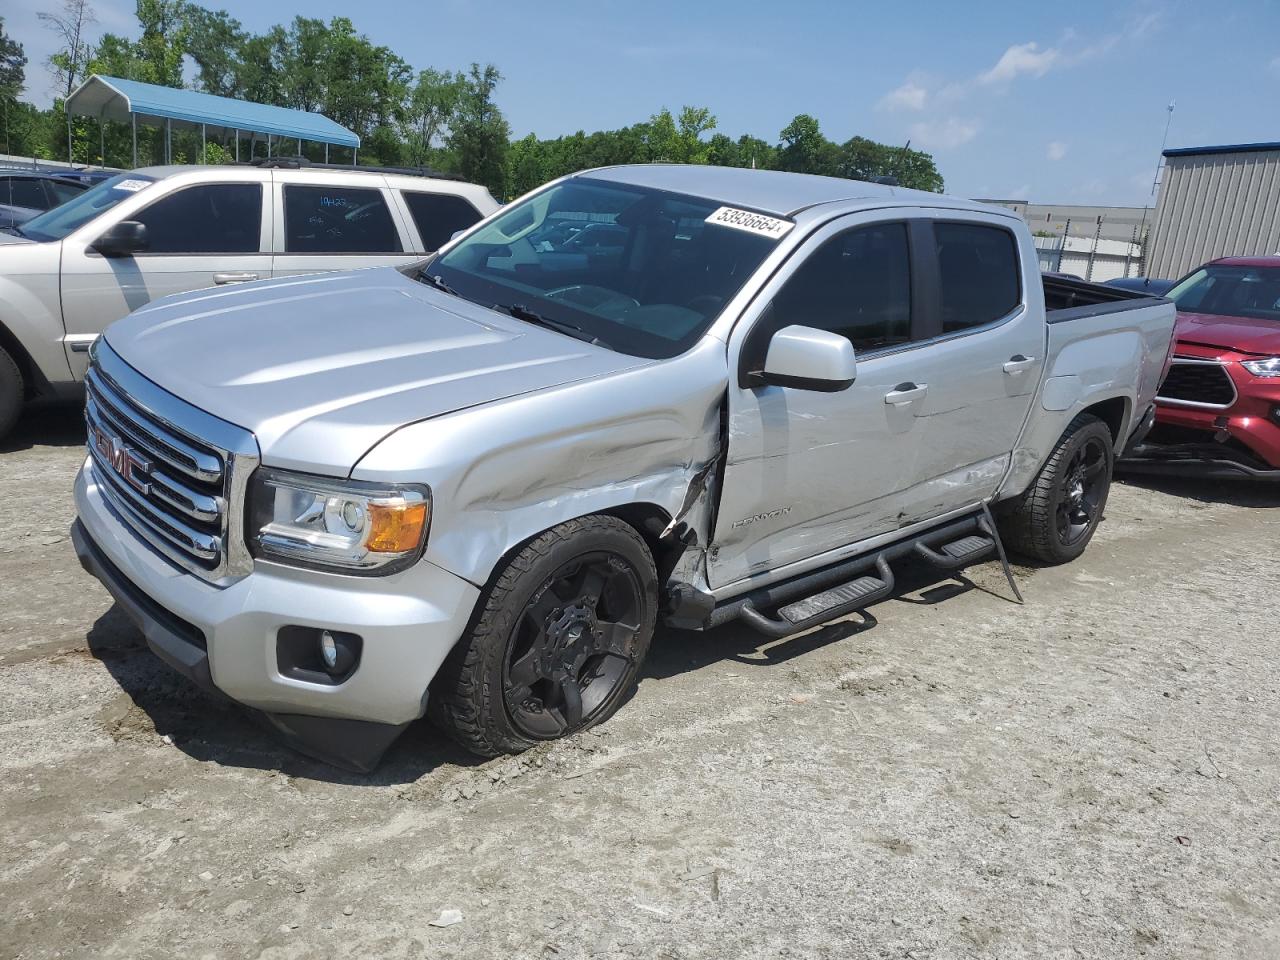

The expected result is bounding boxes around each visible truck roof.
[581,164,1001,219]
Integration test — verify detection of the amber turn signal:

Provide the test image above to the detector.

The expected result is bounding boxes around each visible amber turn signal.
[365,501,430,553]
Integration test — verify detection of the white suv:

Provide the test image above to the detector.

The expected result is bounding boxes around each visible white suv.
[0,161,499,440]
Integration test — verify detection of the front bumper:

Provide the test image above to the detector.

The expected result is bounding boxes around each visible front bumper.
[73,459,481,770]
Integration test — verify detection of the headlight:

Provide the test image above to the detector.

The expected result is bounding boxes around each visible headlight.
[248,468,430,575]
[1242,357,1280,378]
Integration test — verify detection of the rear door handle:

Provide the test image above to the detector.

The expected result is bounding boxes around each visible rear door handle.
[884,383,928,405]
[1003,355,1037,374]
[212,272,259,285]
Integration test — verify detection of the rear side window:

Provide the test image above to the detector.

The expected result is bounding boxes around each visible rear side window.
[284,185,403,254]
[401,191,482,251]
[770,222,912,352]
[935,222,1021,332]
[133,183,262,254]
[2,177,49,210]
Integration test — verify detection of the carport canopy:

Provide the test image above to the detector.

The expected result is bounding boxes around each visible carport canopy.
[65,74,361,166]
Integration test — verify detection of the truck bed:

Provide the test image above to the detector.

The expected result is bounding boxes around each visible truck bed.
[1043,275,1169,324]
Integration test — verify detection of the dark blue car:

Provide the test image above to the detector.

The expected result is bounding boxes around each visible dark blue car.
[0,170,94,230]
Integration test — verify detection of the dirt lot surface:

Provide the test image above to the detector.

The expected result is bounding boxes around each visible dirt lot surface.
[2,406,1279,960]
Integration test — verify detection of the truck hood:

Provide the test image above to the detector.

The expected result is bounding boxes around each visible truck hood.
[103,268,651,473]
[1175,311,1280,357]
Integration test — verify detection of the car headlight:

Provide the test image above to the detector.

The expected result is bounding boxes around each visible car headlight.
[1242,357,1280,378]
[248,468,430,575]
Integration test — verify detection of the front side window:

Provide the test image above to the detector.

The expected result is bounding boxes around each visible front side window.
[21,173,158,242]
[428,177,780,359]
[284,185,403,254]
[132,183,262,254]
[402,191,483,251]
[1168,265,1280,323]
[935,222,1021,332]
[769,222,912,352]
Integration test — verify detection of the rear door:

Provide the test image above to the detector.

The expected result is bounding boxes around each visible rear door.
[271,173,419,278]
[898,215,1044,521]
[59,174,272,378]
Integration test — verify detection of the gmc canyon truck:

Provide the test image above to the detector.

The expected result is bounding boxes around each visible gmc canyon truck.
[0,161,497,441]
[70,165,1177,770]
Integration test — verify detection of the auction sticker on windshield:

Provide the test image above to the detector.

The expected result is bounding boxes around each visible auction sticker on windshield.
[113,179,151,193]
[705,207,795,239]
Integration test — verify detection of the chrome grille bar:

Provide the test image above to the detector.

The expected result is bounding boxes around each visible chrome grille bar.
[85,340,260,583]
[86,367,223,484]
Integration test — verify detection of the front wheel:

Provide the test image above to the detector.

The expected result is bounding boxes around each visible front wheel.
[999,413,1115,565]
[429,515,658,757]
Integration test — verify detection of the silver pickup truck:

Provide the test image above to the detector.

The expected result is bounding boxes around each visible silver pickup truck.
[71,165,1177,770]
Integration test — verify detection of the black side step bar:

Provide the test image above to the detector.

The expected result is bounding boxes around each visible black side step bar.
[739,556,894,638]
[709,506,1021,638]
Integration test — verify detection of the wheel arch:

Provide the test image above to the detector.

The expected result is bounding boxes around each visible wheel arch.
[0,315,47,401]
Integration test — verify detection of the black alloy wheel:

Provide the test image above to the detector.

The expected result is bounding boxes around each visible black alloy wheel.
[1056,434,1110,546]
[503,553,644,739]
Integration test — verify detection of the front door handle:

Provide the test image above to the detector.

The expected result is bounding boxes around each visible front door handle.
[1003,355,1037,374]
[212,271,259,285]
[884,383,928,405]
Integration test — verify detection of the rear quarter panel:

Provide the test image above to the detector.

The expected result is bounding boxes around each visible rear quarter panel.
[1000,300,1176,498]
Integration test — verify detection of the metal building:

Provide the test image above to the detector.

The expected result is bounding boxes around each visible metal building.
[1146,141,1280,280]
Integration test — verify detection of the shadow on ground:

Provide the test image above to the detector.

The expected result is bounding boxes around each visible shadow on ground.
[1116,471,1280,508]
[85,604,482,786]
[1,403,85,453]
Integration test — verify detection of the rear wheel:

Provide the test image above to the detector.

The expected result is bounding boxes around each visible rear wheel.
[0,345,23,443]
[1000,414,1114,565]
[430,515,658,757]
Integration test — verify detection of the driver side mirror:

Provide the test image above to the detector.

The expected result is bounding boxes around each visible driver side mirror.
[759,325,857,392]
[92,220,149,257]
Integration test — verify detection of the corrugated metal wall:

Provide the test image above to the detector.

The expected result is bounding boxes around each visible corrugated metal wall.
[1147,148,1280,279]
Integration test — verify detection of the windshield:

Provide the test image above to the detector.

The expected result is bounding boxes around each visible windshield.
[427,177,782,359]
[1168,264,1280,323]
[20,173,157,242]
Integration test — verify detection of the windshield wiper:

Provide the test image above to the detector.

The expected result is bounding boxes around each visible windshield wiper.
[499,303,610,349]
[416,271,459,297]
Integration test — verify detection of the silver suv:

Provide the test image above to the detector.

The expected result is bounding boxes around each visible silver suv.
[0,162,498,439]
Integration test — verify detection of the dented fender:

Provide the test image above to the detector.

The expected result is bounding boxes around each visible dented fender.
[351,337,729,589]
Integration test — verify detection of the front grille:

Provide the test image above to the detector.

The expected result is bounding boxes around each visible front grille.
[1157,359,1237,409]
[84,341,259,583]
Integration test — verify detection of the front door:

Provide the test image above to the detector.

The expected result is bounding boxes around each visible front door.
[60,180,271,378]
[711,213,933,589]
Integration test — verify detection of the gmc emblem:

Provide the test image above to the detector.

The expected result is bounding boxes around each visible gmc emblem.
[92,425,153,495]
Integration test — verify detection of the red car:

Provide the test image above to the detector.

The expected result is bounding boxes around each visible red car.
[1129,256,1280,477]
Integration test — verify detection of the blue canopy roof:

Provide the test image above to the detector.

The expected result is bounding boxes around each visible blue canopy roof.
[66,75,360,148]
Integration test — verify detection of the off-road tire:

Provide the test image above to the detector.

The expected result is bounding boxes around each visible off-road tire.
[999,413,1114,565]
[429,515,658,757]
[0,345,24,444]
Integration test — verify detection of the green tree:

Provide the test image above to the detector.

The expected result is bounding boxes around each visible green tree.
[778,114,839,176]
[184,6,246,97]
[405,68,462,165]
[447,63,509,194]
[0,17,27,155]
[134,0,188,87]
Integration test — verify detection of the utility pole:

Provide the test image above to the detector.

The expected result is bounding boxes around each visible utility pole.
[1136,102,1175,275]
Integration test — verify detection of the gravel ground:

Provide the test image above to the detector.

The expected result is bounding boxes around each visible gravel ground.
[2,405,1279,960]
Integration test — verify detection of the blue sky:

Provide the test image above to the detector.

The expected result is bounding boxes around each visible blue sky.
[8,0,1279,205]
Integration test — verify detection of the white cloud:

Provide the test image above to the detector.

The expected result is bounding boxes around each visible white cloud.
[1269,56,1280,74]
[909,117,979,150]
[1047,141,1068,161]
[979,41,1061,85]
[877,80,928,113]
